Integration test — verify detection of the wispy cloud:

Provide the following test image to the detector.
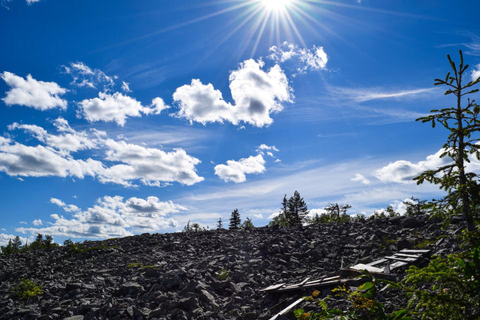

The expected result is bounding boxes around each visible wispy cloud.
[328,86,437,103]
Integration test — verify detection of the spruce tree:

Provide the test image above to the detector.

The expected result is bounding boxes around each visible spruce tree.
[217,218,223,230]
[287,191,309,226]
[229,209,241,230]
[324,203,351,222]
[241,217,254,229]
[415,50,480,231]
[281,194,290,225]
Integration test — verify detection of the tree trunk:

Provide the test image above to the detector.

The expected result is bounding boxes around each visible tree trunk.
[457,70,475,231]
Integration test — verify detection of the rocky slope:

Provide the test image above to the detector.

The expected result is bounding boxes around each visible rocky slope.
[0,216,465,320]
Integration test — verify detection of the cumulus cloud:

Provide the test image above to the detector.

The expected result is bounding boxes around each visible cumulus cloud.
[351,173,371,185]
[214,154,265,183]
[32,219,42,226]
[472,64,480,82]
[9,117,98,154]
[0,135,105,179]
[0,233,30,246]
[62,62,115,90]
[78,92,169,126]
[100,139,204,187]
[374,149,451,184]
[269,42,328,74]
[1,72,68,110]
[174,59,292,128]
[50,198,80,212]
[0,119,204,187]
[17,196,186,239]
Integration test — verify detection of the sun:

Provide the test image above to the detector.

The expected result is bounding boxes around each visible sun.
[262,0,291,11]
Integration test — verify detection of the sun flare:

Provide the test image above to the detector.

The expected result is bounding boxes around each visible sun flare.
[262,0,291,11]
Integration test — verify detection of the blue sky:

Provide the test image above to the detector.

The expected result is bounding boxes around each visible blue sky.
[1,0,480,244]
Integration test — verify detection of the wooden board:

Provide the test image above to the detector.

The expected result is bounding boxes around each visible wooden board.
[270,298,305,320]
[384,256,417,262]
[400,249,430,254]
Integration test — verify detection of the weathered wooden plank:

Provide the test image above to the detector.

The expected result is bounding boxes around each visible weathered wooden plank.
[385,256,417,262]
[270,298,305,320]
[400,249,430,254]
[367,258,388,266]
[299,277,310,286]
[260,283,286,292]
[394,253,421,258]
[350,264,384,273]
[390,261,408,269]
[278,279,343,292]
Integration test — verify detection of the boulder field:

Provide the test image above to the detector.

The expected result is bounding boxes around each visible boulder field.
[0,216,465,319]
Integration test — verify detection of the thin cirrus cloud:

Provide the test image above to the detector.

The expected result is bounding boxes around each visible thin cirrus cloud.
[1,118,204,187]
[78,92,170,126]
[328,86,437,103]
[1,71,68,110]
[173,59,293,128]
[17,196,186,239]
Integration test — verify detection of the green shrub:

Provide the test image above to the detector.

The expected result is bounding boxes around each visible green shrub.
[12,278,43,300]
[397,246,480,320]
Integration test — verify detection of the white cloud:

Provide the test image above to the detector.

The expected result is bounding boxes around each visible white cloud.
[9,117,97,154]
[62,62,115,90]
[50,198,80,212]
[257,144,279,152]
[351,173,371,185]
[269,42,328,74]
[0,135,105,179]
[329,86,436,103]
[0,233,30,246]
[472,64,480,82]
[174,59,292,128]
[121,81,132,92]
[19,221,27,225]
[214,154,265,183]
[1,72,67,110]
[0,119,204,187]
[374,149,450,184]
[100,139,204,187]
[78,92,168,126]
[17,196,186,239]
[32,219,42,226]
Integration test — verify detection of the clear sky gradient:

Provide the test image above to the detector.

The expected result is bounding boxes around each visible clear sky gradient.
[1,0,480,244]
